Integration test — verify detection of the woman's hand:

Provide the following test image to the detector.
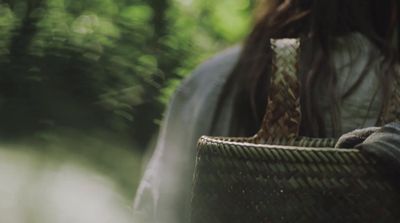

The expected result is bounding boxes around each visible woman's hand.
[335,126,381,148]
[336,123,400,185]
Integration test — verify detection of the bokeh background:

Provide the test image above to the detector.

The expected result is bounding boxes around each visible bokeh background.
[0,0,255,221]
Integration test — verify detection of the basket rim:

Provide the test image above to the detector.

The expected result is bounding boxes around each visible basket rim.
[198,136,359,153]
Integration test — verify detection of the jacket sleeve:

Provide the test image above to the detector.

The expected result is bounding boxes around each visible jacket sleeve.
[132,47,241,223]
[132,81,197,223]
[356,122,400,186]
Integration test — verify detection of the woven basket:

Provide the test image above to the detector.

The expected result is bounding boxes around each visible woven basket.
[191,136,400,223]
[190,39,400,223]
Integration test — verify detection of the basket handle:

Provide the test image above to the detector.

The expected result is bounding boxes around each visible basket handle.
[254,38,301,142]
[253,38,400,142]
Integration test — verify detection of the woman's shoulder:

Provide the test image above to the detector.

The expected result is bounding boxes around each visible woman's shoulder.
[176,46,242,97]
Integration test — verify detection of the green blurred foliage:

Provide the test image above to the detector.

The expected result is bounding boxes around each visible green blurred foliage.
[0,0,255,199]
[0,0,253,146]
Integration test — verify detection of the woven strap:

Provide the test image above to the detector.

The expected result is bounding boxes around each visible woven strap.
[255,39,301,141]
[254,39,400,138]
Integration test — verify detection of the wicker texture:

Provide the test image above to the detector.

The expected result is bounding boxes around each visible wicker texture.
[192,137,400,223]
[256,39,301,141]
[191,39,400,223]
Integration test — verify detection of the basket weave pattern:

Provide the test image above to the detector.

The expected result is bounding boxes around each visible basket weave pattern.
[256,39,301,142]
[192,136,400,223]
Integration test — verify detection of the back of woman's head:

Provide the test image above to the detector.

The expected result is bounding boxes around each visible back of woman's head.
[254,0,398,48]
[213,0,399,137]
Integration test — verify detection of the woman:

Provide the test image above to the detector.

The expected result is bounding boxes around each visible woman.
[134,0,400,223]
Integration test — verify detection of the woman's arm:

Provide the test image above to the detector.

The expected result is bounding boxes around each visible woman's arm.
[336,122,400,186]
[358,122,400,183]
[132,47,241,223]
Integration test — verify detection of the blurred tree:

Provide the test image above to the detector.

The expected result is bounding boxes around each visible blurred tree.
[0,0,253,149]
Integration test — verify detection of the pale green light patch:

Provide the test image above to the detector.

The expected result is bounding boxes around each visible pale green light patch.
[120,5,153,24]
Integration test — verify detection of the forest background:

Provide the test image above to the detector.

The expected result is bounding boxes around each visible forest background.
[0,0,256,202]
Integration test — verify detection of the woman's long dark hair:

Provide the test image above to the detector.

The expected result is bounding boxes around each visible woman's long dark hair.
[212,0,399,138]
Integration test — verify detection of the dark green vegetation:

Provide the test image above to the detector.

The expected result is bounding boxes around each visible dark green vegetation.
[0,0,253,198]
